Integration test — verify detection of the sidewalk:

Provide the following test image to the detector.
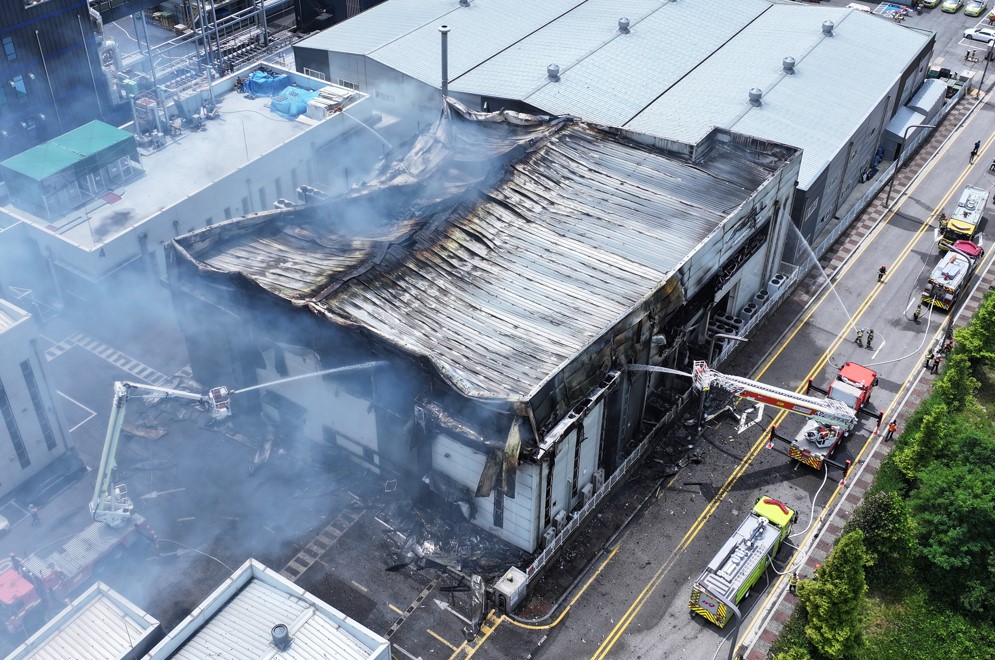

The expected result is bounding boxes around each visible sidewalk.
[740,94,984,659]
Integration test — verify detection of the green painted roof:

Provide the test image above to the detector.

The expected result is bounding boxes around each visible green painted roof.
[0,121,133,182]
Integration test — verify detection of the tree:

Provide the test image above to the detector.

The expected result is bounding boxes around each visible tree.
[892,400,948,479]
[907,442,995,618]
[843,491,915,590]
[954,291,995,363]
[798,530,870,660]
[930,351,979,414]
[770,648,811,660]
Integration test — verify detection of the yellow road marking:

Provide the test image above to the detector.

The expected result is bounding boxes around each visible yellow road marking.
[351,580,369,593]
[388,603,405,616]
[592,105,987,659]
[449,611,503,659]
[428,629,458,651]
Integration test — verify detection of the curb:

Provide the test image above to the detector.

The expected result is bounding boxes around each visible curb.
[739,96,988,660]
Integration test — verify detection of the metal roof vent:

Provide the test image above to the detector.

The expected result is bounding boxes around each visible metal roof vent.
[822,20,834,36]
[459,0,469,6]
[748,88,763,107]
[547,64,560,82]
[618,17,630,33]
[271,624,292,652]
[782,57,796,74]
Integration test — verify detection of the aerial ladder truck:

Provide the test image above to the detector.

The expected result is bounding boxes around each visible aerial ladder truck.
[691,360,880,473]
[0,362,384,636]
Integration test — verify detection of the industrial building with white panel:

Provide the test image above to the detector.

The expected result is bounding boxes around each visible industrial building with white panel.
[293,0,935,261]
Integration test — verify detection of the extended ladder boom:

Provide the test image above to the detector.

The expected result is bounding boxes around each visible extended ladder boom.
[691,361,856,429]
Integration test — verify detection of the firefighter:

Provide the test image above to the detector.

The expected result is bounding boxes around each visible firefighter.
[972,140,981,164]
[854,328,864,347]
[913,304,922,323]
[866,329,875,349]
[788,572,799,594]
[924,350,934,369]
[932,356,943,374]
[885,419,898,441]
[878,265,888,282]
[939,212,948,230]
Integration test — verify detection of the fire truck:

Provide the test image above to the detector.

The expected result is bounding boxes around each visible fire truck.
[939,185,988,251]
[921,240,984,311]
[692,360,880,472]
[689,495,796,628]
[0,363,383,636]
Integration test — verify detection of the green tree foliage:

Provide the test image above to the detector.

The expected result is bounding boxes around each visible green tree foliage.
[907,429,995,618]
[892,400,948,480]
[798,530,870,660]
[770,647,811,660]
[929,351,979,414]
[954,291,995,363]
[843,491,915,589]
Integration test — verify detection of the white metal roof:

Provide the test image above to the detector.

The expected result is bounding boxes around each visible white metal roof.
[6,582,159,660]
[0,298,29,333]
[451,0,771,127]
[701,6,931,188]
[147,559,389,660]
[305,1,930,191]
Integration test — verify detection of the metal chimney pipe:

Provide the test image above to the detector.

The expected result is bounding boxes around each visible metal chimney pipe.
[439,25,451,97]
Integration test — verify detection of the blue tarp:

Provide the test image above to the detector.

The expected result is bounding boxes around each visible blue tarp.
[244,70,290,96]
[271,86,320,119]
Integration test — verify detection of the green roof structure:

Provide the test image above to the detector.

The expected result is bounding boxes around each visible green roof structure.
[1,121,134,182]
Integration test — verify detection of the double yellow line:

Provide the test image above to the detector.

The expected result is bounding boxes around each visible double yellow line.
[592,123,989,659]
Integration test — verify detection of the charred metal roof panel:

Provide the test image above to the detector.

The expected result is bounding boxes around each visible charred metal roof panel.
[178,107,791,401]
[7,582,159,660]
[626,6,932,188]
[149,560,389,659]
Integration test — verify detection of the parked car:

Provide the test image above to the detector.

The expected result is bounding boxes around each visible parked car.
[965,26,995,42]
[922,0,942,6]
[942,0,965,11]
[965,1,989,16]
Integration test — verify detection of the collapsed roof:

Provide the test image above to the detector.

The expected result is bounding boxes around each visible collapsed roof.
[172,100,793,406]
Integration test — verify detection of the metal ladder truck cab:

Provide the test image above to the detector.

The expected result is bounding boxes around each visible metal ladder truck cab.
[922,240,984,311]
[691,361,879,473]
[689,496,796,628]
[939,185,988,251]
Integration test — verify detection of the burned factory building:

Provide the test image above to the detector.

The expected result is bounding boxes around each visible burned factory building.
[166,101,800,554]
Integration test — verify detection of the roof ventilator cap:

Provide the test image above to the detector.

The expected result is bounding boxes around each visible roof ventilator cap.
[459,0,469,6]
[822,20,834,36]
[782,56,795,74]
[547,64,560,82]
[618,17,630,33]
[271,624,292,652]
[749,88,762,107]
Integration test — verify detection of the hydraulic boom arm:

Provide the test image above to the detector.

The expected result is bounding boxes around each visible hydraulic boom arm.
[89,381,231,527]
[691,361,856,429]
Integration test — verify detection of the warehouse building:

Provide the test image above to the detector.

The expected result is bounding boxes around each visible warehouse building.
[293,0,935,258]
[0,66,373,316]
[0,298,73,500]
[167,101,801,552]
[146,559,390,659]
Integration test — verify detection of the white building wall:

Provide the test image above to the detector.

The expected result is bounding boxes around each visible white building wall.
[431,433,538,551]
[0,300,71,499]
[256,345,380,469]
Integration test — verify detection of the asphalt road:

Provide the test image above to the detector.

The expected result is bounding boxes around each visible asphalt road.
[2,4,993,659]
[447,5,995,659]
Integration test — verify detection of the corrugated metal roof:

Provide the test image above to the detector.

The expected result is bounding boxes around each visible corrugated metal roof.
[627,7,931,188]
[0,299,29,333]
[294,0,457,55]
[177,106,792,401]
[451,0,771,127]
[8,583,158,660]
[170,579,372,660]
